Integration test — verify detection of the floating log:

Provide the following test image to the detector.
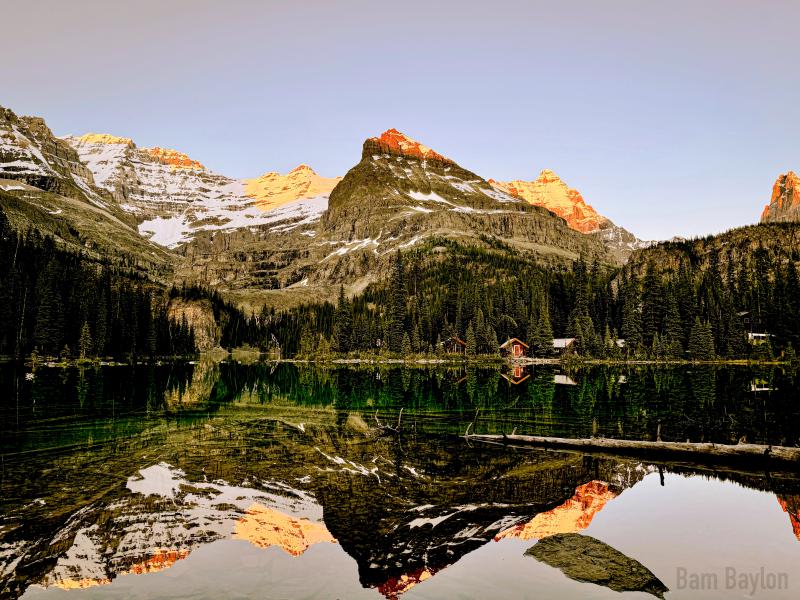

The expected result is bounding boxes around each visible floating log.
[466,434,800,469]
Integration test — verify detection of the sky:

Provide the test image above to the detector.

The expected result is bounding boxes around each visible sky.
[2,0,799,240]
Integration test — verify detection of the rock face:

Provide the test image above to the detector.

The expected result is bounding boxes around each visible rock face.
[1,107,103,202]
[0,106,173,269]
[491,169,647,262]
[166,297,219,350]
[761,171,800,223]
[526,533,669,598]
[491,169,605,233]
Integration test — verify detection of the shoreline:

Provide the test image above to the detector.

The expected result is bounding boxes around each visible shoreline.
[1,353,794,368]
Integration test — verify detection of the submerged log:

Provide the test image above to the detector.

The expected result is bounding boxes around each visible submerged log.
[466,433,800,469]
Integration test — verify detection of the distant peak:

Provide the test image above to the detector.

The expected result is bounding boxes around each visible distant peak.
[77,133,135,147]
[537,169,562,183]
[289,164,316,174]
[366,128,452,163]
[491,169,607,234]
[145,147,205,170]
[761,170,800,223]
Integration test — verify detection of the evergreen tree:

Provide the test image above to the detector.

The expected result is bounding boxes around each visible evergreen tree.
[530,303,554,357]
[621,283,643,355]
[465,323,476,356]
[78,321,93,359]
[401,332,412,356]
[662,288,684,359]
[332,285,352,353]
[387,253,406,352]
[688,317,715,360]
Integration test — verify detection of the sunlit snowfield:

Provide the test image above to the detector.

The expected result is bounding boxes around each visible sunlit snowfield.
[2,362,799,599]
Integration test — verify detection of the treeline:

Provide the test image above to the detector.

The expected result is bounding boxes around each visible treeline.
[267,235,800,361]
[0,211,196,359]
[276,240,587,358]
[615,240,800,360]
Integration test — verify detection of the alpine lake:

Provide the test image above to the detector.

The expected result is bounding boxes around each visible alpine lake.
[1,360,799,599]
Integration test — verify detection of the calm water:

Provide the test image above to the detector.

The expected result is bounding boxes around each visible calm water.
[1,361,799,599]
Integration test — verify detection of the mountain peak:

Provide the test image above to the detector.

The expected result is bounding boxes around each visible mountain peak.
[77,133,135,147]
[289,163,316,174]
[492,170,606,234]
[365,128,452,163]
[761,170,800,222]
[244,164,340,211]
[144,147,205,170]
[537,169,562,183]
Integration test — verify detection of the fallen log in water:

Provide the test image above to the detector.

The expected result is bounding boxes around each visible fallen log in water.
[465,434,800,469]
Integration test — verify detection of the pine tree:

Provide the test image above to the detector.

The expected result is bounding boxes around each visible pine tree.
[530,302,553,357]
[79,321,93,359]
[688,317,715,360]
[33,260,64,356]
[401,332,412,356]
[387,253,406,352]
[465,323,476,356]
[662,288,684,359]
[332,285,352,353]
[621,283,643,355]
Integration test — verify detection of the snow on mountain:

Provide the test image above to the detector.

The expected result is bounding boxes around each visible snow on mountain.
[62,133,336,248]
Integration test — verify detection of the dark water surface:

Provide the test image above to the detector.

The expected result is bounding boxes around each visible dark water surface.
[1,362,799,599]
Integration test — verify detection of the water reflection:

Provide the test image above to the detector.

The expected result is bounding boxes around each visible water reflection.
[1,362,799,599]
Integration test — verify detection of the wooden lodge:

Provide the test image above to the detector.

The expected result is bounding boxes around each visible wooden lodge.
[552,338,576,354]
[500,337,528,358]
[441,336,467,354]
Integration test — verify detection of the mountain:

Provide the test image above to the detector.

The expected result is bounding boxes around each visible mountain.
[62,133,333,248]
[0,106,173,270]
[490,169,605,233]
[2,105,616,309]
[761,171,800,223]
[490,169,647,261]
[173,129,614,304]
[321,129,610,261]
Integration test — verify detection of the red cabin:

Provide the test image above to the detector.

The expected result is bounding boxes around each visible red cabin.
[500,337,528,358]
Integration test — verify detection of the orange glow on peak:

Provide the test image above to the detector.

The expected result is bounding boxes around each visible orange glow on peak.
[77,132,134,146]
[233,503,336,556]
[495,480,617,541]
[369,128,452,163]
[145,147,205,170]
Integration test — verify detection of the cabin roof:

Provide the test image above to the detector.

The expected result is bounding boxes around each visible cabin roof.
[500,337,529,349]
[552,337,576,348]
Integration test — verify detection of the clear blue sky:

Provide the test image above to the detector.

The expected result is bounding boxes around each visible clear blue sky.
[2,0,798,240]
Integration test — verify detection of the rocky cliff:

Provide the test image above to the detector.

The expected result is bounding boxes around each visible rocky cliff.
[761,171,800,223]
[491,169,605,233]
[0,106,173,270]
[491,169,647,261]
[321,129,610,260]
[1,107,102,202]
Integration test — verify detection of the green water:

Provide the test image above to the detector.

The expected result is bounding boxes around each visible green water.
[1,362,799,599]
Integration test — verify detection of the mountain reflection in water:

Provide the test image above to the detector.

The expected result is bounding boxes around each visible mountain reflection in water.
[1,361,799,599]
